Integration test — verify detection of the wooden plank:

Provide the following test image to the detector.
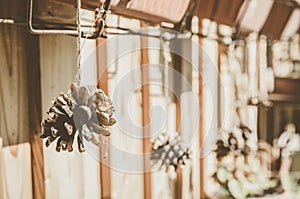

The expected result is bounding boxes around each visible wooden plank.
[40,35,101,199]
[175,101,182,199]
[30,135,45,199]
[217,44,226,128]
[0,25,30,146]
[97,37,111,199]
[0,23,44,199]
[1,143,33,199]
[25,29,45,199]
[141,36,152,199]
[198,37,205,199]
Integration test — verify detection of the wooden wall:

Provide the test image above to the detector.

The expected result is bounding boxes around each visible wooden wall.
[39,35,101,199]
[0,24,41,199]
[0,22,216,199]
[0,24,101,199]
[0,25,30,146]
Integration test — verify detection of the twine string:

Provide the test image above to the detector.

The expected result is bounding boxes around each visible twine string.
[75,0,111,158]
[75,0,105,85]
[75,0,82,85]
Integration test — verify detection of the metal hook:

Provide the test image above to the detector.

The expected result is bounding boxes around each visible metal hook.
[27,0,110,39]
[84,0,111,39]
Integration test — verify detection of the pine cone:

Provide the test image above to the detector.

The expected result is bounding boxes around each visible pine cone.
[151,133,190,171]
[41,92,78,152]
[40,83,116,153]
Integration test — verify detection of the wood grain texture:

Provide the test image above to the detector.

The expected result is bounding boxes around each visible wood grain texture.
[198,38,205,199]
[1,143,33,199]
[0,25,30,146]
[40,35,101,199]
[25,28,45,199]
[30,135,45,199]
[0,23,44,199]
[175,102,183,199]
[97,37,111,199]
[107,34,144,199]
[174,40,183,199]
[141,36,152,199]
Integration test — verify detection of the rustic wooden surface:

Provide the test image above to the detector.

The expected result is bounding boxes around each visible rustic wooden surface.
[25,26,45,199]
[1,143,33,199]
[30,135,45,199]
[108,33,144,199]
[40,35,101,199]
[0,25,30,146]
[0,23,45,199]
[198,37,205,199]
[97,37,111,199]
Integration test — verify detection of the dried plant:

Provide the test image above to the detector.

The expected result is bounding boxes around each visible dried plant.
[151,132,190,171]
[40,83,116,152]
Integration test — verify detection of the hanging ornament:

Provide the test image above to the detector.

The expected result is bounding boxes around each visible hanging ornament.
[40,0,114,153]
[151,132,190,171]
[40,83,116,152]
[214,123,254,161]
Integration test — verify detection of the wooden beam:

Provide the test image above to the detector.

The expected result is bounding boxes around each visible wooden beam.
[30,135,45,199]
[141,36,152,199]
[217,43,225,128]
[198,37,205,199]
[172,39,183,199]
[97,37,111,199]
[175,101,183,199]
[0,25,30,146]
[25,29,45,199]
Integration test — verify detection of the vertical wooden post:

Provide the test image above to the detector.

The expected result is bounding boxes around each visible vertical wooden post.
[26,32,45,199]
[141,36,152,199]
[198,37,205,199]
[217,44,224,128]
[97,37,111,199]
[175,101,183,199]
[172,39,183,199]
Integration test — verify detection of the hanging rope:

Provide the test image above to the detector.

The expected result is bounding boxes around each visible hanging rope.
[76,0,82,85]
[40,0,116,153]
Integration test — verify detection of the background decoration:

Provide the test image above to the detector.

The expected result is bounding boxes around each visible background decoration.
[212,124,282,199]
[151,132,190,171]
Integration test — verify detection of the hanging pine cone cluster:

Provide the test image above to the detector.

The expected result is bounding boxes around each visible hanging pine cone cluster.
[214,123,254,160]
[40,83,116,152]
[151,132,190,171]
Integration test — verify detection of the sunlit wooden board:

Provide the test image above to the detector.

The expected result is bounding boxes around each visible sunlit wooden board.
[40,34,101,199]
[106,33,144,199]
[1,143,33,199]
[0,25,30,146]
